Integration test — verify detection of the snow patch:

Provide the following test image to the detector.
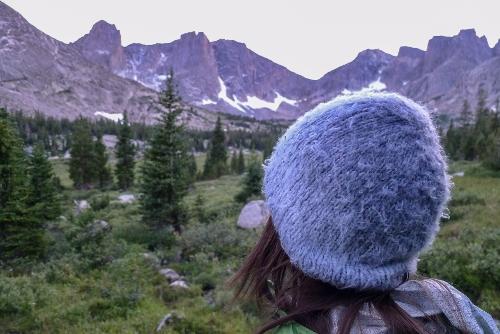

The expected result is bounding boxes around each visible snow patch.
[239,92,297,111]
[216,77,297,112]
[95,111,123,122]
[200,98,217,105]
[96,50,110,55]
[217,77,246,112]
[341,77,387,96]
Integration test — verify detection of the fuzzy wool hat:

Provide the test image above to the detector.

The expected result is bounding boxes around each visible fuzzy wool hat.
[263,93,450,291]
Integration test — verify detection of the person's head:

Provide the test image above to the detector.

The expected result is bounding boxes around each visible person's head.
[231,93,451,333]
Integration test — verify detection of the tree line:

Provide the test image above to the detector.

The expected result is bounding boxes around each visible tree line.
[444,87,500,170]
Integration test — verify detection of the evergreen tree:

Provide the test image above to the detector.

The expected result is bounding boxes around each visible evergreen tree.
[93,134,112,189]
[445,121,460,160]
[474,87,492,159]
[235,154,263,203]
[203,117,228,179]
[69,118,95,189]
[459,99,473,127]
[140,70,190,233]
[115,111,136,190]
[483,133,500,171]
[230,150,238,173]
[29,143,62,221]
[237,148,246,174]
[187,152,198,183]
[0,109,47,261]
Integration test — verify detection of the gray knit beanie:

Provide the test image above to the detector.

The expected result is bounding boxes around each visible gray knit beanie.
[263,93,450,291]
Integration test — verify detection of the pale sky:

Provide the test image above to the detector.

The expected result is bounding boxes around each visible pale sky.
[4,0,500,79]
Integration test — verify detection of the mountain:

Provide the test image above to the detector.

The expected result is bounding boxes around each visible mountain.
[0,2,265,130]
[0,2,157,122]
[73,20,500,121]
[1,0,499,123]
[72,23,312,119]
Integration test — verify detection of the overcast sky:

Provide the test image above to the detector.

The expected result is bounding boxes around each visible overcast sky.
[5,0,500,79]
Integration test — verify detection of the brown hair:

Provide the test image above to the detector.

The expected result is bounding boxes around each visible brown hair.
[230,218,438,334]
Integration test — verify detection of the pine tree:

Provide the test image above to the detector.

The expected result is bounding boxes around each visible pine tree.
[69,117,95,189]
[203,117,228,179]
[29,143,62,221]
[474,87,492,160]
[483,133,500,171]
[115,111,136,190]
[459,100,473,127]
[187,152,198,183]
[444,121,460,160]
[230,150,238,173]
[93,134,112,189]
[235,154,263,203]
[237,148,245,174]
[140,70,190,233]
[0,109,47,261]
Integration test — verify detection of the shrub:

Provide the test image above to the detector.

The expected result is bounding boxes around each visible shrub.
[90,194,110,211]
[419,227,500,317]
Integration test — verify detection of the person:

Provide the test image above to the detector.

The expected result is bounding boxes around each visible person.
[231,93,499,334]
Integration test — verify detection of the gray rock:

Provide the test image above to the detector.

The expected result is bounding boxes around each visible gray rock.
[156,312,182,332]
[143,252,161,269]
[170,280,189,289]
[237,200,270,229]
[118,193,136,204]
[159,268,181,282]
[88,220,111,237]
[74,200,90,214]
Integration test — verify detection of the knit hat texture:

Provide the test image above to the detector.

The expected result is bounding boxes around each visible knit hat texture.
[263,93,450,290]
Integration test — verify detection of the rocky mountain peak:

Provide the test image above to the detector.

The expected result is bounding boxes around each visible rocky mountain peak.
[493,40,500,56]
[424,29,492,73]
[72,20,124,70]
[397,46,424,59]
[89,20,121,42]
[354,49,393,63]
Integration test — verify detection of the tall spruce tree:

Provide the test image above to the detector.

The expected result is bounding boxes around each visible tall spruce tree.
[445,121,460,160]
[29,143,62,221]
[69,117,95,189]
[0,109,47,261]
[230,150,238,173]
[115,111,136,190]
[140,70,190,233]
[237,148,245,174]
[187,152,198,183]
[235,154,263,203]
[203,117,228,179]
[93,134,112,189]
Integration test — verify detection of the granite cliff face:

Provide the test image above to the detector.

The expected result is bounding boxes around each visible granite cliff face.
[0,2,157,123]
[1,0,499,122]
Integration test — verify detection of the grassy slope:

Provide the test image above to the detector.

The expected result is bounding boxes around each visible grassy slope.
[0,160,498,333]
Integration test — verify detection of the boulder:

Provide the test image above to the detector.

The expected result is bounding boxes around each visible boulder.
[118,193,136,204]
[88,220,111,237]
[159,268,181,282]
[143,252,161,269]
[170,280,189,289]
[74,199,90,214]
[237,200,270,229]
[156,312,182,332]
